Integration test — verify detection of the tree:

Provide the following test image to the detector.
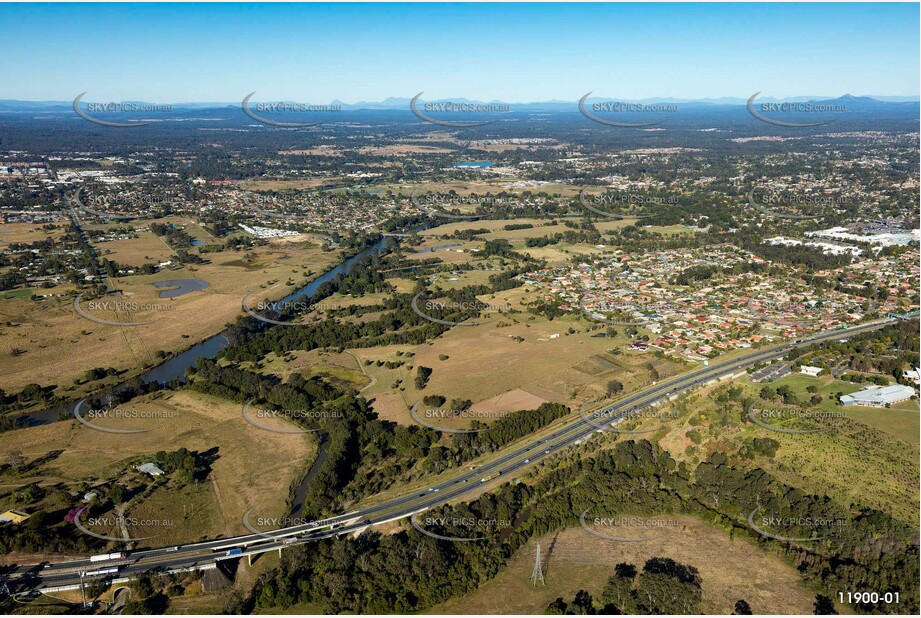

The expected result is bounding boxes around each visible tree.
[734,599,753,615]
[571,590,595,614]
[601,563,636,613]
[85,577,111,600]
[415,366,433,390]
[607,380,624,397]
[545,597,568,614]
[633,557,702,614]
[814,595,838,615]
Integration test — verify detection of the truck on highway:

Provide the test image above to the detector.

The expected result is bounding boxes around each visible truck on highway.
[225,548,243,557]
[480,472,500,483]
[89,552,126,563]
[84,567,119,577]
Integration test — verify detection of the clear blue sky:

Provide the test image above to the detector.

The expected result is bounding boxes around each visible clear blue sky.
[3,2,918,102]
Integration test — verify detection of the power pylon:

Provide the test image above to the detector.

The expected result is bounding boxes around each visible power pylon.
[530,543,545,586]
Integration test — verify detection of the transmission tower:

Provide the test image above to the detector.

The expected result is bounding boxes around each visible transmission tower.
[530,543,545,585]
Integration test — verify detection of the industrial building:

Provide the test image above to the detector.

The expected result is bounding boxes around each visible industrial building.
[839,384,917,407]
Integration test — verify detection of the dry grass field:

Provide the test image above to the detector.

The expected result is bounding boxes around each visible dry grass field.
[404,297,644,417]
[656,377,920,525]
[429,517,830,615]
[0,222,69,243]
[359,144,457,155]
[0,233,337,394]
[238,178,347,191]
[0,390,316,545]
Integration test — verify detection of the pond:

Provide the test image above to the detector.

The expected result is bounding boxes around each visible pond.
[153,279,210,298]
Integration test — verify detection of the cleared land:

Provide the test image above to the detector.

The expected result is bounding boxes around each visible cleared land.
[0,221,69,243]
[656,375,920,525]
[429,517,827,615]
[0,225,337,395]
[0,390,316,546]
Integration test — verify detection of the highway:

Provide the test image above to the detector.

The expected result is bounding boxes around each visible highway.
[0,318,895,593]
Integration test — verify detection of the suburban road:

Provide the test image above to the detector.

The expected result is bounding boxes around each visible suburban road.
[0,317,899,593]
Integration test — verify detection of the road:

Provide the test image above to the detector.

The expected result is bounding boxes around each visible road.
[0,318,895,593]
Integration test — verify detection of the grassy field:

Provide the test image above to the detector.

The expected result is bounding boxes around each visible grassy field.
[0,226,338,395]
[238,178,348,191]
[0,222,69,243]
[429,517,829,615]
[655,374,920,525]
[401,283,666,425]
[0,288,32,300]
[0,390,316,546]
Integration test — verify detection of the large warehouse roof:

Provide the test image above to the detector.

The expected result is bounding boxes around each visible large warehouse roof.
[840,384,916,407]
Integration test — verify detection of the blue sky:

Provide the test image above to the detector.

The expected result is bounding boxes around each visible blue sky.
[3,2,918,102]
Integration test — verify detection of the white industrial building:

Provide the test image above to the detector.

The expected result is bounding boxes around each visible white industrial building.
[839,384,916,407]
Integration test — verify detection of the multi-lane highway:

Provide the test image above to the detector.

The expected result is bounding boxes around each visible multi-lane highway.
[1,318,896,593]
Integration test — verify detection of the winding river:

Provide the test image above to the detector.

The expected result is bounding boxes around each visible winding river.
[16,235,395,426]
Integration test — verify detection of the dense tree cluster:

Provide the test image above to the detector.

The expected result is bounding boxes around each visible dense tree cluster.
[243,439,917,614]
[547,557,703,614]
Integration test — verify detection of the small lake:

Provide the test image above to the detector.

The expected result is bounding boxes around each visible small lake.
[190,240,204,246]
[153,279,210,298]
[17,233,401,429]
[455,161,493,168]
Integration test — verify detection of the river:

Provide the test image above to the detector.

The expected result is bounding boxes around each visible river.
[15,235,395,427]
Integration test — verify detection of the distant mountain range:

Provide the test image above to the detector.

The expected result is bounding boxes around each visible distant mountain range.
[1,94,917,113]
